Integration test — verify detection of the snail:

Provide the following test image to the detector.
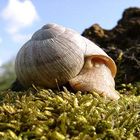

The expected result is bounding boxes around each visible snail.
[15,23,120,100]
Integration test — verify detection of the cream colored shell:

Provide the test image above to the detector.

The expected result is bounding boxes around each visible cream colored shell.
[15,23,84,88]
[15,23,119,100]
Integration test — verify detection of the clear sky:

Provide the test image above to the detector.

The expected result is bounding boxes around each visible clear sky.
[0,0,139,66]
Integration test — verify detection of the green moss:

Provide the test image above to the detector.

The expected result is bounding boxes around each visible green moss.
[0,87,140,139]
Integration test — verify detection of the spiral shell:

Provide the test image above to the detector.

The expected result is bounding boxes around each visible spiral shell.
[15,23,85,88]
[15,23,119,100]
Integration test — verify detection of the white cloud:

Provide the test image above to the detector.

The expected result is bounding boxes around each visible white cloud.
[1,0,39,42]
[2,0,39,33]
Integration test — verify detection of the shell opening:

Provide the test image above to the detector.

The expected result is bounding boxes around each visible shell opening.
[85,55,117,78]
[69,56,120,100]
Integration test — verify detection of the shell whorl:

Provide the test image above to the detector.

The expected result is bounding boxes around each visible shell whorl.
[15,23,85,88]
[32,23,65,40]
[31,23,79,41]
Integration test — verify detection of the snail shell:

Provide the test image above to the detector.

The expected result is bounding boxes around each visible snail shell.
[15,23,120,100]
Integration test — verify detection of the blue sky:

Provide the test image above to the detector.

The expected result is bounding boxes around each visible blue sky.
[0,0,139,66]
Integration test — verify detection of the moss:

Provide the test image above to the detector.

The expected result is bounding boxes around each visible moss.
[0,87,139,139]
